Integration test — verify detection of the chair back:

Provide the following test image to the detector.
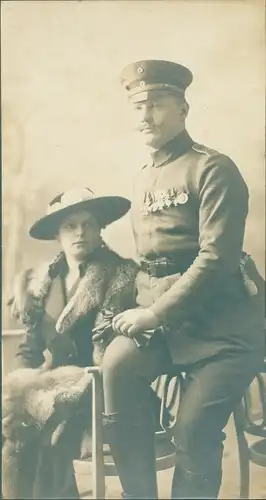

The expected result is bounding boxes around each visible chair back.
[244,366,266,437]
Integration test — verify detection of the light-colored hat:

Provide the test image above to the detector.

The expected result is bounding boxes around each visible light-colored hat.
[29,188,131,240]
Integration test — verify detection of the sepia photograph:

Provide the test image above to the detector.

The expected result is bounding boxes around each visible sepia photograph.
[2,1,265,499]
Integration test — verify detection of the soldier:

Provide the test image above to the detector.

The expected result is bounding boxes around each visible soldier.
[102,60,265,499]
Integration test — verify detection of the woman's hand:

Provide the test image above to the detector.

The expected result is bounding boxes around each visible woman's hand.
[112,308,160,336]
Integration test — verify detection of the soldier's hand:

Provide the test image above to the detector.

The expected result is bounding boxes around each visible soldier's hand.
[112,308,160,336]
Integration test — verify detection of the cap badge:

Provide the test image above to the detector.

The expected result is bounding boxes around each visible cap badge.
[137,66,144,74]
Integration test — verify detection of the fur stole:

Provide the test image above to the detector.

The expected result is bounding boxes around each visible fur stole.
[2,365,92,449]
[9,245,138,336]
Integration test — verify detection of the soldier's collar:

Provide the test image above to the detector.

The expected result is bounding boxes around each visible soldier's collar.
[146,129,193,168]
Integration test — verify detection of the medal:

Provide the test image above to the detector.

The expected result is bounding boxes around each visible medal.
[143,188,189,214]
[156,198,165,210]
[176,192,188,205]
[144,191,155,213]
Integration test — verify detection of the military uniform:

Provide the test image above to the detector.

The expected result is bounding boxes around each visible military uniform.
[102,60,265,500]
[132,129,264,365]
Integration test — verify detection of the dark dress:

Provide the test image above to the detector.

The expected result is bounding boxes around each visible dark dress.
[10,275,92,499]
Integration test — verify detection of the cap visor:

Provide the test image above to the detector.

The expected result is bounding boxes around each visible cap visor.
[129,86,184,104]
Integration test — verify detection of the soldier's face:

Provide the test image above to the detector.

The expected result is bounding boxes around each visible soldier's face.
[56,210,102,261]
[129,93,188,149]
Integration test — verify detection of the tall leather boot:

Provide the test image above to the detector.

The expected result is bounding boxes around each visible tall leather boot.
[171,466,222,499]
[171,433,225,500]
[103,413,158,499]
[171,444,223,499]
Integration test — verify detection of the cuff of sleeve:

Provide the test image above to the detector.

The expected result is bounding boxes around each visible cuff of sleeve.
[149,303,169,324]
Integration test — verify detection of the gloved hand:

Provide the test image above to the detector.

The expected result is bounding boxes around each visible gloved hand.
[92,309,115,341]
[47,334,78,367]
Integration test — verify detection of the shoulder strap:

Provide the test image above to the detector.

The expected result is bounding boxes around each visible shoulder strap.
[192,142,218,156]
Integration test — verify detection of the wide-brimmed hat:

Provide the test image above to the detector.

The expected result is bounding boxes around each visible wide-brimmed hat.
[29,188,131,240]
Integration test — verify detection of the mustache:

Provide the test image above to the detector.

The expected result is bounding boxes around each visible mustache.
[137,123,155,132]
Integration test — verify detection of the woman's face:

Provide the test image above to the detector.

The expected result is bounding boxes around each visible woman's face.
[56,210,102,261]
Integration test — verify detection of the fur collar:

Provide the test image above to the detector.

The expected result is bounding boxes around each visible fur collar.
[10,245,138,335]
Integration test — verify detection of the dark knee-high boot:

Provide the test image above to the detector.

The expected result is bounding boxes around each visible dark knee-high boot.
[171,466,222,499]
[171,444,223,499]
[103,412,158,499]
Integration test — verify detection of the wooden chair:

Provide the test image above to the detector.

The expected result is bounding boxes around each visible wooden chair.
[235,360,266,498]
[73,367,263,500]
[73,368,185,499]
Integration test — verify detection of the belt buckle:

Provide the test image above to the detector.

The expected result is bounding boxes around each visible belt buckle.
[149,261,158,277]
[151,260,168,278]
[157,260,167,278]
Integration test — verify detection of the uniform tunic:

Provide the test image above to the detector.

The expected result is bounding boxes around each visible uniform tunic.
[131,130,264,365]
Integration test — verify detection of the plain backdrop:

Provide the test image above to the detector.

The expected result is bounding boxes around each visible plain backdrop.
[2,0,265,327]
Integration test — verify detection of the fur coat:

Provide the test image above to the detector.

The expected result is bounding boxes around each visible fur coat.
[9,244,138,366]
[2,246,138,499]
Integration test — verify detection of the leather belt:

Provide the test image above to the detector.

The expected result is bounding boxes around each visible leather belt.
[140,259,181,278]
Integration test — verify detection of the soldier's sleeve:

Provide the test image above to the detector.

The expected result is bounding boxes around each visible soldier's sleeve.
[150,153,249,326]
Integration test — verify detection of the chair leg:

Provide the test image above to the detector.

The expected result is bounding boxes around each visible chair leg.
[91,370,105,500]
[233,403,250,499]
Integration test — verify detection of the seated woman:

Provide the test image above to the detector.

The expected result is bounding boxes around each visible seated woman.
[2,187,138,499]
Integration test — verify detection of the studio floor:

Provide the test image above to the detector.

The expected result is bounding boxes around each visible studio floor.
[76,416,266,499]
